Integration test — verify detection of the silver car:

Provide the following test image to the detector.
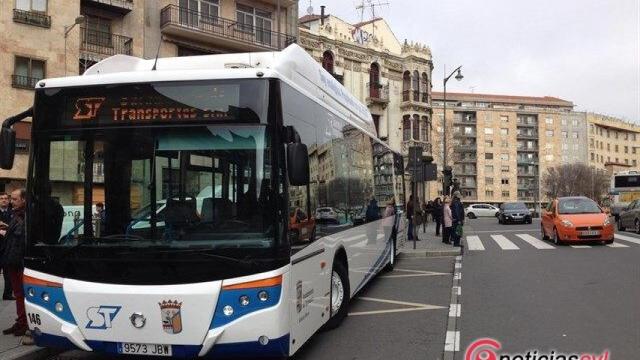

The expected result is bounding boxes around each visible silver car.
[617,199,640,233]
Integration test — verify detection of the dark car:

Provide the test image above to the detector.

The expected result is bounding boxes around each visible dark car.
[498,202,532,224]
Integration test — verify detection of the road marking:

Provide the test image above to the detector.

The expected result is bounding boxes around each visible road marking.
[570,245,591,248]
[607,242,629,248]
[454,273,462,280]
[379,272,448,278]
[357,297,444,308]
[468,229,538,233]
[515,234,555,249]
[454,263,462,269]
[444,331,460,352]
[455,255,462,261]
[393,268,447,274]
[448,304,461,317]
[615,233,640,245]
[490,234,520,250]
[453,286,461,296]
[465,235,485,250]
[348,306,443,316]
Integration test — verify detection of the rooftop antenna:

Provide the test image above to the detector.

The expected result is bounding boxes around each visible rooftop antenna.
[151,37,162,71]
[306,0,313,15]
[356,0,390,23]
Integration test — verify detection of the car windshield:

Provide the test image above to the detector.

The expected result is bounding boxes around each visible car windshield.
[503,203,527,210]
[558,198,602,214]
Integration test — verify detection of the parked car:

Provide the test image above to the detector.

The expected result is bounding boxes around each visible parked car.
[351,207,367,225]
[541,196,613,245]
[315,207,339,223]
[465,204,499,218]
[497,202,532,224]
[617,199,640,233]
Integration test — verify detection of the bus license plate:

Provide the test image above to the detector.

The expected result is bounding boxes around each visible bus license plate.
[118,342,172,356]
[580,230,600,236]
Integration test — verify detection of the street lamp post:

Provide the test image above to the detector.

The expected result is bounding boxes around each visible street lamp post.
[64,16,85,76]
[442,65,464,195]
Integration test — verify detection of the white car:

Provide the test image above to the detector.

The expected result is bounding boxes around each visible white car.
[315,207,339,223]
[465,204,499,218]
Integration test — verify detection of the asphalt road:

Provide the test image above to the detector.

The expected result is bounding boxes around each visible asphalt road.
[456,217,640,360]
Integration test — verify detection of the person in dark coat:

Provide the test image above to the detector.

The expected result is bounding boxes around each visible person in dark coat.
[450,192,465,247]
[365,198,380,223]
[433,197,443,237]
[406,195,414,240]
[1,189,28,337]
[0,192,14,300]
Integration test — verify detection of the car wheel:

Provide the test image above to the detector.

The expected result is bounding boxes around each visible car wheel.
[604,239,614,244]
[384,237,396,272]
[325,260,350,330]
[617,218,625,231]
[553,228,562,245]
[541,224,548,240]
[467,212,476,219]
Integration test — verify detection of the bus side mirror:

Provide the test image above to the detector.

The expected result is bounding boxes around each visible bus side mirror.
[0,127,16,170]
[287,143,309,186]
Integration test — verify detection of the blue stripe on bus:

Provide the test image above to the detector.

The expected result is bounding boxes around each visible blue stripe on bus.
[32,332,77,350]
[203,334,289,358]
[353,236,393,294]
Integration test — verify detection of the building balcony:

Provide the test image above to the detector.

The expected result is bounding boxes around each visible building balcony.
[80,28,132,57]
[453,118,477,125]
[458,157,477,164]
[517,158,539,165]
[516,133,538,139]
[517,147,538,152]
[457,144,477,151]
[400,90,430,111]
[517,184,538,190]
[11,75,40,90]
[13,9,51,28]
[81,0,133,14]
[456,169,477,176]
[517,172,538,177]
[366,82,389,106]
[160,5,296,52]
[401,139,431,155]
[453,131,477,138]
[516,122,537,128]
[460,183,477,189]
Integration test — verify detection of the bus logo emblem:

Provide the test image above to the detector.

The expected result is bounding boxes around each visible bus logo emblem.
[73,97,106,121]
[159,300,183,334]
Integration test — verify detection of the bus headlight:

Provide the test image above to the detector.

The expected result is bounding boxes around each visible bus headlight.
[258,290,269,302]
[27,288,35,297]
[223,305,234,316]
[55,302,64,313]
[41,292,50,302]
[239,295,250,306]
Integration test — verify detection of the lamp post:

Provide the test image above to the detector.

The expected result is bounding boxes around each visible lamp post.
[442,65,464,195]
[64,16,85,76]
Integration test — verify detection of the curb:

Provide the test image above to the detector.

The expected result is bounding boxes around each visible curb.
[398,249,461,258]
[1,346,59,360]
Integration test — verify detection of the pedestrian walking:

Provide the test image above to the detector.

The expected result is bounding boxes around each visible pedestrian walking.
[1,189,33,345]
[0,192,14,300]
[421,201,429,233]
[406,195,414,241]
[433,197,443,237]
[442,197,452,244]
[383,199,396,243]
[451,192,465,247]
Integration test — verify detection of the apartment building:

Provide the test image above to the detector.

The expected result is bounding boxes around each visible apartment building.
[0,0,299,191]
[430,92,583,205]
[298,11,433,204]
[587,113,640,173]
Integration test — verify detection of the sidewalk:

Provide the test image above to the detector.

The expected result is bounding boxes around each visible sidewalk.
[398,221,462,257]
[0,278,52,360]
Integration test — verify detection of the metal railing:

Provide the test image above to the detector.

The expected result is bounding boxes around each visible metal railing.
[85,0,133,10]
[11,75,40,89]
[517,158,539,164]
[517,146,538,152]
[13,9,51,28]
[367,82,389,102]
[80,27,133,56]
[516,132,538,139]
[516,121,538,127]
[160,5,296,51]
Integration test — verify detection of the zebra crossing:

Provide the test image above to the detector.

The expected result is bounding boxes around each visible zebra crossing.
[464,232,640,251]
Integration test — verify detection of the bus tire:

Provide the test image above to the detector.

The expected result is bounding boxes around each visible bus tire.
[384,238,396,272]
[325,260,349,330]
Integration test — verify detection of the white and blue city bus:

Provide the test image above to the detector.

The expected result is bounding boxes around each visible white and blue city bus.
[0,44,406,358]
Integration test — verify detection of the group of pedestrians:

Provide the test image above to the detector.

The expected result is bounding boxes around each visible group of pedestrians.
[407,191,465,247]
[0,189,33,345]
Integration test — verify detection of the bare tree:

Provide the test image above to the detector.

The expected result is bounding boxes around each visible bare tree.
[543,164,609,203]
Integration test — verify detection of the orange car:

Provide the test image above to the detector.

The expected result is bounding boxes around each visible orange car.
[289,207,316,243]
[541,196,614,245]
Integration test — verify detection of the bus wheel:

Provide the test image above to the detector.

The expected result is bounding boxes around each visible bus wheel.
[384,238,396,272]
[325,261,349,330]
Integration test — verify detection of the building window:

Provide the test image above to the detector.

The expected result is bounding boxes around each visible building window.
[485,140,493,147]
[615,131,619,139]
[500,153,509,161]
[625,146,629,154]
[501,140,508,148]
[13,56,45,89]
[421,116,429,141]
[485,165,494,173]
[615,158,619,163]
[562,143,569,150]
[369,63,381,98]
[322,50,334,73]
[572,119,578,126]
[16,0,47,11]
[572,132,578,139]
[607,143,610,151]
[402,115,411,141]
[634,160,637,167]
[546,130,554,137]
[615,144,619,152]
[501,178,509,185]
[545,117,553,125]
[501,165,509,172]
[484,128,494,135]
[500,128,508,135]
[412,70,420,101]
[485,190,494,198]
[502,191,510,198]
[590,153,595,161]
[485,153,494,160]
[633,134,637,141]
[625,159,629,164]
[561,119,567,126]
[561,131,568,138]
[485,177,494,185]
[402,71,411,101]
[421,73,429,102]
[625,133,629,140]
[633,147,637,154]
[500,115,509,122]
[413,115,420,140]
[237,4,272,44]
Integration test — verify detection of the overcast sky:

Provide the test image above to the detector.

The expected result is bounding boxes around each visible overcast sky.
[299,0,640,122]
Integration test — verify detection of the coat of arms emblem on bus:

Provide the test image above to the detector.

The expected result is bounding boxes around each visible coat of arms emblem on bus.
[158,300,183,334]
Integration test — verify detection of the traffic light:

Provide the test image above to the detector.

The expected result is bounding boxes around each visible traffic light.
[442,166,453,195]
